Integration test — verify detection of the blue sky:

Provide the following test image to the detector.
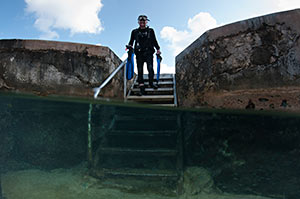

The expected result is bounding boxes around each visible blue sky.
[1,0,300,73]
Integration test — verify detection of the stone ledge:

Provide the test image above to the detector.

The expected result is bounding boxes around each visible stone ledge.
[201,86,300,111]
[176,9,300,61]
[0,39,115,58]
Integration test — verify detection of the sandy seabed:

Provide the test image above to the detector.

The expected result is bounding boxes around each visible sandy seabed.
[1,168,273,199]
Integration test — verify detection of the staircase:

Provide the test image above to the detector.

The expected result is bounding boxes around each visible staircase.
[91,107,183,196]
[126,74,177,107]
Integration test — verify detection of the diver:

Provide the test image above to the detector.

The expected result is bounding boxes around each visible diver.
[127,15,161,95]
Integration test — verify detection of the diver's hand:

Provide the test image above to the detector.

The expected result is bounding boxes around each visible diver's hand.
[126,45,133,50]
[156,49,161,55]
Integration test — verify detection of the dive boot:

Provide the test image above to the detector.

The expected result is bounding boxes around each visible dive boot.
[137,85,146,96]
[149,83,158,89]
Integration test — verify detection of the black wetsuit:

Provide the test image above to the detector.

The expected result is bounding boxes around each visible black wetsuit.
[128,27,160,85]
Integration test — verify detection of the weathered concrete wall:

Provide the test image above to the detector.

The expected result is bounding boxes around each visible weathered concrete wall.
[176,9,300,111]
[0,39,123,99]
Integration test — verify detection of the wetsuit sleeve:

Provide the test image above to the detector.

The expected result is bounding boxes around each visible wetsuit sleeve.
[151,29,160,50]
[128,30,135,46]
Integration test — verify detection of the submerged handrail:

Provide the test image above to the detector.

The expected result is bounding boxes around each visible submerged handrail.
[93,60,127,99]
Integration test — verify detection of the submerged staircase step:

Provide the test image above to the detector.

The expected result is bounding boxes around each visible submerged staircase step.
[152,104,177,107]
[92,73,181,193]
[108,130,177,136]
[115,115,177,121]
[99,147,178,156]
[106,130,177,149]
[97,168,178,178]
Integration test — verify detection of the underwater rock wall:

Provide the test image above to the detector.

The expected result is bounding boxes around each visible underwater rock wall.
[0,95,116,170]
[0,39,123,99]
[176,9,300,111]
[182,110,300,199]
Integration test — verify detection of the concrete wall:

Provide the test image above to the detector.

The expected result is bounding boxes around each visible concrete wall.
[176,9,300,111]
[0,39,123,99]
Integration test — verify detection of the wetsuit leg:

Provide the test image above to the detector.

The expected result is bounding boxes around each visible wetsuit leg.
[146,54,154,85]
[136,53,145,84]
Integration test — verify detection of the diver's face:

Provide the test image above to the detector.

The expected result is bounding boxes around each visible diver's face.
[138,20,147,28]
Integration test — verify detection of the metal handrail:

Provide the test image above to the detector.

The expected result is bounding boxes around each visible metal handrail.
[93,60,127,99]
[173,74,178,107]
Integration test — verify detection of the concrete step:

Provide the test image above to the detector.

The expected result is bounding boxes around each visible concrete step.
[108,130,177,136]
[143,74,174,79]
[113,106,177,118]
[115,115,177,121]
[131,87,173,92]
[99,147,178,156]
[130,88,173,96]
[113,116,178,131]
[126,73,176,106]
[127,95,174,101]
[152,104,176,107]
[106,131,177,149]
[97,168,178,178]
[134,81,173,87]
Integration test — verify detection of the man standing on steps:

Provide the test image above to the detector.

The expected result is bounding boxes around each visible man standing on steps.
[127,15,161,95]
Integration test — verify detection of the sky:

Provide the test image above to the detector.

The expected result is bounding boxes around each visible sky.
[1,0,300,74]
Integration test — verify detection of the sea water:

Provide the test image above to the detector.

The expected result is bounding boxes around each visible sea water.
[0,92,300,199]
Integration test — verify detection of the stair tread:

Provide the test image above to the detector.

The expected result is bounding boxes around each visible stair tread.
[127,95,174,99]
[143,74,173,78]
[99,147,177,155]
[151,104,176,107]
[109,130,177,136]
[131,87,173,92]
[115,115,177,121]
[99,168,178,177]
[134,81,173,85]
[141,79,174,82]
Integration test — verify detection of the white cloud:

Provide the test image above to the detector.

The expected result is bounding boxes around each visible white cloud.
[121,53,128,61]
[160,12,218,56]
[25,0,104,39]
[160,63,175,74]
[153,57,175,74]
[276,0,300,11]
[138,60,174,75]
[250,0,300,18]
